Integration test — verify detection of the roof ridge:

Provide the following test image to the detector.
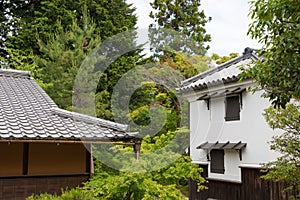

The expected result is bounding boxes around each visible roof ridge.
[51,108,129,132]
[181,48,258,87]
[0,68,31,78]
[0,68,58,108]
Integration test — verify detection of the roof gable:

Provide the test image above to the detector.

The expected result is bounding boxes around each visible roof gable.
[0,69,136,141]
[179,48,258,92]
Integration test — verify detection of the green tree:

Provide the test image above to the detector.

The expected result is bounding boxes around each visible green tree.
[87,53,210,198]
[85,128,206,199]
[2,0,140,112]
[2,0,76,63]
[149,0,211,56]
[129,81,180,137]
[95,48,143,120]
[3,1,210,198]
[245,0,300,108]
[243,0,300,197]
[1,0,137,68]
[262,104,300,198]
[34,17,101,110]
[159,52,210,78]
[211,52,239,65]
[125,53,210,137]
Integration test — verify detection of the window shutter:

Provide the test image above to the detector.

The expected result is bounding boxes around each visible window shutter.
[210,149,225,174]
[225,95,240,121]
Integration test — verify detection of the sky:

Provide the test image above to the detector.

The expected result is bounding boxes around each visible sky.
[126,0,261,56]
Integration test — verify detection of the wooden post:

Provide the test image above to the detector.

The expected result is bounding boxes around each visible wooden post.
[85,144,91,173]
[22,142,29,175]
[133,140,141,162]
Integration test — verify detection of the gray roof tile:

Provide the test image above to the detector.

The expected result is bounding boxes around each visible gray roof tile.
[179,48,259,92]
[0,69,137,141]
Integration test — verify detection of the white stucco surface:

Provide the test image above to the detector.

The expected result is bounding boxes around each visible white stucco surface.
[181,51,282,182]
[188,88,281,181]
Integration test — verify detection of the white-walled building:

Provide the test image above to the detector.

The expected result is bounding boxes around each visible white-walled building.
[179,48,288,200]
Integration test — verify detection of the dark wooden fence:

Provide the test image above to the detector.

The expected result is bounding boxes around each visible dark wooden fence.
[0,174,89,200]
[189,165,298,200]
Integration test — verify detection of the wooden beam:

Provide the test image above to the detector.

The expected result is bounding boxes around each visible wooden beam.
[0,140,135,146]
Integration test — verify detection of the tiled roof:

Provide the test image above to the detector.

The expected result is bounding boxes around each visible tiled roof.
[178,48,259,92]
[0,69,137,141]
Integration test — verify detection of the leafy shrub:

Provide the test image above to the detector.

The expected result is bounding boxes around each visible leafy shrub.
[26,188,96,200]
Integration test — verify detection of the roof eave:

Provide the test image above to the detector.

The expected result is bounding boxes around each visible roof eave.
[179,48,259,90]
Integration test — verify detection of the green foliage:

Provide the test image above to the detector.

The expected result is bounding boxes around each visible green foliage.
[159,52,210,78]
[262,103,300,197]
[244,0,300,108]
[4,0,76,61]
[84,128,206,199]
[149,0,211,55]
[243,1,300,197]
[122,53,209,138]
[211,53,239,65]
[34,17,101,110]
[88,53,210,199]
[2,1,210,198]
[26,188,96,200]
[85,164,185,199]
[2,0,139,112]
[1,48,39,76]
[128,81,178,136]
[95,90,114,120]
[95,50,142,120]
[1,0,137,67]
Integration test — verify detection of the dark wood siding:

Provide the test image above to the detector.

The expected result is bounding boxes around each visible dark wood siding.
[0,142,91,199]
[189,164,298,200]
[0,142,88,176]
[0,174,89,200]
[28,143,87,175]
[0,143,23,176]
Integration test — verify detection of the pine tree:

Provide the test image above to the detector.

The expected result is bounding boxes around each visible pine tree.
[2,0,140,113]
[35,16,101,110]
[1,0,137,68]
[149,0,211,56]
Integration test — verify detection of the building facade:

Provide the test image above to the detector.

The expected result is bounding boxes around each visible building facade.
[0,69,138,199]
[179,48,294,199]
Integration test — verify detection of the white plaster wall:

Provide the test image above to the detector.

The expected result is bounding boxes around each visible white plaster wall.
[209,150,241,182]
[189,88,282,181]
[190,100,209,163]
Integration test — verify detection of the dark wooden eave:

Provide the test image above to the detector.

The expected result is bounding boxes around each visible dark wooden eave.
[197,141,247,161]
